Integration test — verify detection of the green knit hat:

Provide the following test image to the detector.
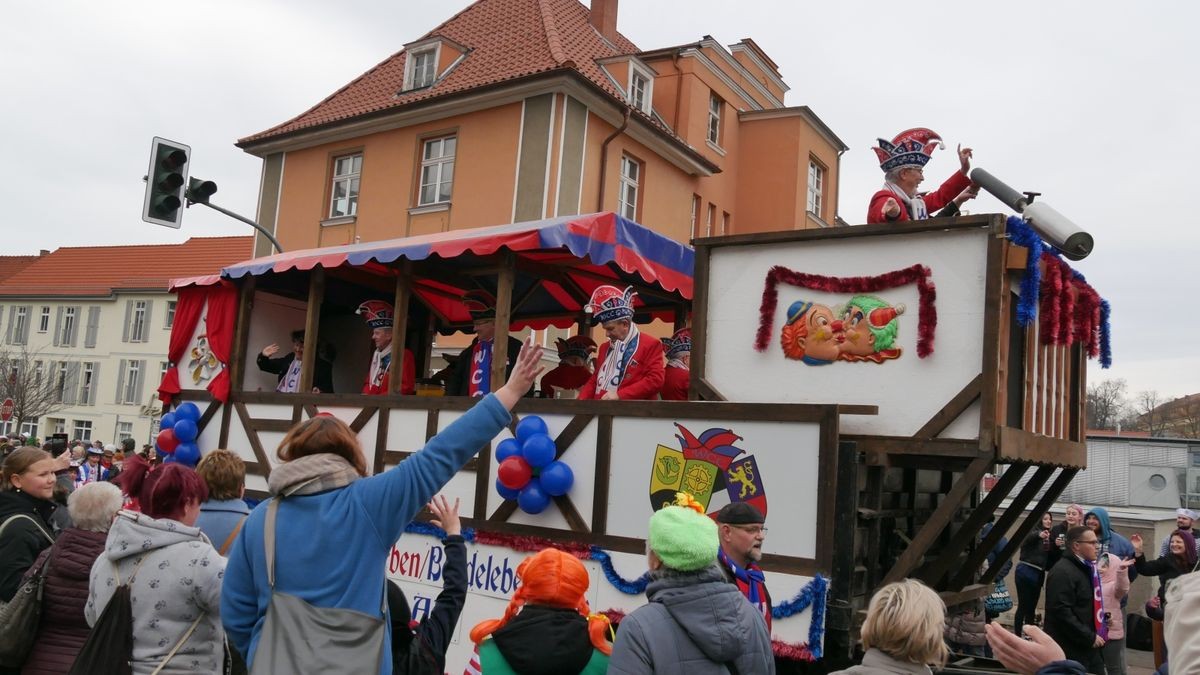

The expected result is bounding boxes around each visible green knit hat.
[648,493,718,571]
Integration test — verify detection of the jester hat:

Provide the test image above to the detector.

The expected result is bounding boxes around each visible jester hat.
[356,300,393,329]
[555,335,597,361]
[462,290,498,321]
[873,127,945,172]
[661,327,692,359]
[584,285,636,325]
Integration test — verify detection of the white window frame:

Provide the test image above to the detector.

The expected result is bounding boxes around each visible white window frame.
[38,306,50,333]
[329,154,362,219]
[32,361,42,384]
[55,362,68,403]
[690,194,701,241]
[165,301,176,328]
[60,306,77,345]
[807,159,824,216]
[618,155,641,221]
[52,419,65,435]
[707,93,722,146]
[123,361,141,405]
[129,300,148,342]
[627,61,655,114]
[19,418,38,438]
[117,421,134,443]
[722,211,730,236]
[73,420,92,442]
[0,420,13,436]
[706,203,716,237]
[11,306,28,345]
[80,362,95,406]
[404,43,440,90]
[418,136,456,207]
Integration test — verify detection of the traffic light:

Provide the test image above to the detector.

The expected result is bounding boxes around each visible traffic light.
[142,137,191,228]
[186,177,217,205]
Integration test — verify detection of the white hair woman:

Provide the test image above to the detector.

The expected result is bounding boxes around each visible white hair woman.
[831,579,950,675]
[22,482,124,675]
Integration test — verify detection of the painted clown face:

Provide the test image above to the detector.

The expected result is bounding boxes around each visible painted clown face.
[840,304,877,356]
[781,302,841,363]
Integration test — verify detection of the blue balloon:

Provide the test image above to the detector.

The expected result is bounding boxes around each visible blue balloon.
[161,454,177,464]
[159,412,177,430]
[515,416,548,444]
[539,461,574,497]
[175,402,202,422]
[495,438,521,462]
[175,442,200,466]
[521,433,556,469]
[517,479,551,514]
[495,478,520,500]
[173,418,198,443]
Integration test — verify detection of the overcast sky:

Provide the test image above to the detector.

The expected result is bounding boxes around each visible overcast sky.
[2,1,1196,401]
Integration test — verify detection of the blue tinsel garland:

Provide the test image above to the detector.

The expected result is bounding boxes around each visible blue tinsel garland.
[772,573,827,659]
[404,521,476,541]
[588,545,650,594]
[1005,216,1043,327]
[1099,300,1112,368]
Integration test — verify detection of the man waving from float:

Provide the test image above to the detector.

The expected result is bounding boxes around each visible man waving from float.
[867,127,976,224]
[357,300,416,395]
[446,291,526,397]
[580,285,664,400]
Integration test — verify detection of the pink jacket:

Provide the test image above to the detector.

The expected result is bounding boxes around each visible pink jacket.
[1098,552,1131,639]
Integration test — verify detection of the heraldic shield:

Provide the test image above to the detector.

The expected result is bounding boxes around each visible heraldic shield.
[649,422,768,517]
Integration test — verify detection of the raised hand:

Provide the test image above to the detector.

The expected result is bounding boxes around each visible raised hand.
[497,337,544,410]
[986,624,1065,675]
[958,144,974,174]
[261,343,280,358]
[883,197,901,219]
[428,495,461,536]
[1130,533,1143,555]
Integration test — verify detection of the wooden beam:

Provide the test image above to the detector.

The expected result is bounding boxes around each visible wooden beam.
[952,465,1057,588]
[881,455,992,586]
[914,373,983,439]
[689,244,712,401]
[234,402,274,479]
[390,261,412,395]
[846,436,981,459]
[229,277,255,395]
[997,426,1087,468]
[920,463,1031,586]
[590,416,614,534]
[978,227,1006,453]
[979,468,1077,585]
[491,252,515,393]
[299,267,325,393]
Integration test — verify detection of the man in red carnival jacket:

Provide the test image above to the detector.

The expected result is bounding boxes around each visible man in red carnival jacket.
[579,285,664,401]
[356,300,416,395]
[867,127,976,224]
[539,335,596,399]
[659,327,691,401]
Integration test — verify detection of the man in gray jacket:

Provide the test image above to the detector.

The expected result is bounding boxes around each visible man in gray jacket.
[608,493,775,675]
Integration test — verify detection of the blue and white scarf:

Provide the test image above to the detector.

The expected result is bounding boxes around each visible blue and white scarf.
[883,181,928,220]
[594,325,639,397]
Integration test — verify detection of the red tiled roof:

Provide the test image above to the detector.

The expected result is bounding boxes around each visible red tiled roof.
[0,237,253,298]
[239,0,640,146]
[0,256,40,283]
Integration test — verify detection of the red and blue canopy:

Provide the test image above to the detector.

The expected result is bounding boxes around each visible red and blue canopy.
[215,212,694,329]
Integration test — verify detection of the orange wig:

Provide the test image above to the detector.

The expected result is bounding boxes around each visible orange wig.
[469,548,612,655]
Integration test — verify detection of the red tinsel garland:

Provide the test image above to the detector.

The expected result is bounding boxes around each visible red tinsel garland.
[599,609,817,662]
[1073,281,1102,358]
[1038,254,1063,345]
[754,264,938,358]
[473,530,593,559]
[1057,261,1074,345]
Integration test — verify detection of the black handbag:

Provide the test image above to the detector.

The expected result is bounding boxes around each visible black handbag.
[0,514,55,668]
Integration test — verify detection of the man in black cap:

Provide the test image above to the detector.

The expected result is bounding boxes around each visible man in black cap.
[715,502,773,633]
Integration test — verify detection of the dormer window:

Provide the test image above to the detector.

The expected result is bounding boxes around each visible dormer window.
[627,61,654,114]
[405,44,440,90]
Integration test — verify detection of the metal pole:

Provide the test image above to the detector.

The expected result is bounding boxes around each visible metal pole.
[193,201,284,254]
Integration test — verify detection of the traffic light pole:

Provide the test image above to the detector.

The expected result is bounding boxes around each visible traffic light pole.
[189,200,284,254]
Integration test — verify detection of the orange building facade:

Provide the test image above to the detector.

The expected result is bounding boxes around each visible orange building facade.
[238,0,847,259]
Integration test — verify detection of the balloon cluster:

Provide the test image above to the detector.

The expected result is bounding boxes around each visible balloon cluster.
[495,416,574,514]
[155,402,203,467]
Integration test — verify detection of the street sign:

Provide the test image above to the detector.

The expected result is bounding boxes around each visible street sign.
[0,398,14,422]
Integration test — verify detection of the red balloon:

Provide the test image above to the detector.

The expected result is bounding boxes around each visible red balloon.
[156,428,179,454]
[497,456,532,490]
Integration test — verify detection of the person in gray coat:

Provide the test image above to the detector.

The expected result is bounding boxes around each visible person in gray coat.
[608,493,775,675]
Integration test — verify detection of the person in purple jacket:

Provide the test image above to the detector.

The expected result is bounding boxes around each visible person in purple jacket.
[221,338,544,675]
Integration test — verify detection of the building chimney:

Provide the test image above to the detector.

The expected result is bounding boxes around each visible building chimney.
[589,0,619,43]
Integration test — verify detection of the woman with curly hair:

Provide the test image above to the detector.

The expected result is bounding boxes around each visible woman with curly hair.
[466,548,612,674]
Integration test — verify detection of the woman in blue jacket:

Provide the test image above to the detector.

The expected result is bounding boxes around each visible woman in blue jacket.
[221,339,543,674]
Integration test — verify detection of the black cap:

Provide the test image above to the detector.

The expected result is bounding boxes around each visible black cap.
[714,502,765,525]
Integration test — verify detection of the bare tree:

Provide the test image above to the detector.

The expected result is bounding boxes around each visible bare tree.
[1167,395,1200,440]
[1134,389,1166,437]
[1086,378,1128,430]
[0,345,67,434]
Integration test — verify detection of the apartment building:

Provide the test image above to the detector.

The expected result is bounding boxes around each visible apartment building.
[0,237,252,444]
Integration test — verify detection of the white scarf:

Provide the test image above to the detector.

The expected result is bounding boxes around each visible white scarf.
[667,357,688,370]
[277,358,302,392]
[884,181,928,220]
[368,347,389,388]
[594,324,639,396]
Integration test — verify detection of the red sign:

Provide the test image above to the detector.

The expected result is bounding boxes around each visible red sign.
[0,398,13,422]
